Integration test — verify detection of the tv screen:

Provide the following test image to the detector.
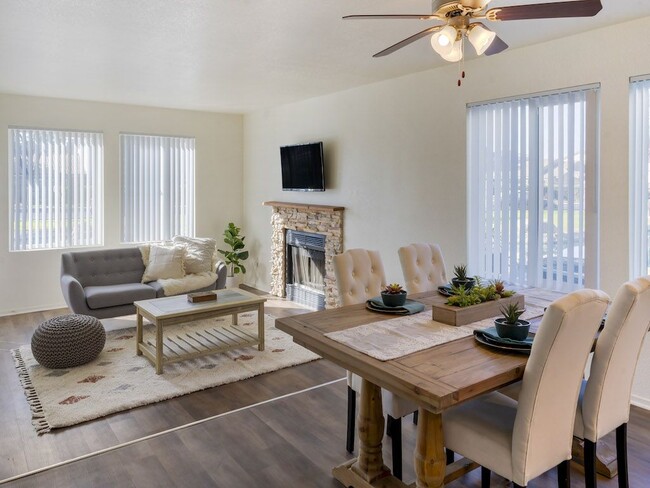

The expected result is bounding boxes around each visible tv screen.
[280,142,325,191]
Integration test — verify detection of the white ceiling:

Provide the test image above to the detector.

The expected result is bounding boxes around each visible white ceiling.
[0,1,647,113]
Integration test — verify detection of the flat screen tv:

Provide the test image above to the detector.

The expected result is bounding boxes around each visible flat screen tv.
[280,142,325,192]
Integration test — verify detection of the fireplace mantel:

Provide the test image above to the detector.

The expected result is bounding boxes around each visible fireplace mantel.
[265,201,344,309]
[263,201,345,212]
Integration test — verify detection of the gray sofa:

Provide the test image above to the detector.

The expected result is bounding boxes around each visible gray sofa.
[61,247,227,319]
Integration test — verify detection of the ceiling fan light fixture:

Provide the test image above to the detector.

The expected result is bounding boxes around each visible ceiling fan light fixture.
[440,40,463,62]
[468,23,496,56]
[431,25,457,55]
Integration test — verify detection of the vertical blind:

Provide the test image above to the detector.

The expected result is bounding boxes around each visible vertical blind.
[121,134,195,243]
[9,128,104,251]
[629,77,650,277]
[468,86,599,292]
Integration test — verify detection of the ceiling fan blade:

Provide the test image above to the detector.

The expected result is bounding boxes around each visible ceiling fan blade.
[373,26,443,57]
[484,35,509,56]
[486,0,602,21]
[343,14,438,20]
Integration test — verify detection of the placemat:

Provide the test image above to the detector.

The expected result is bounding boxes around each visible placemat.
[325,302,546,361]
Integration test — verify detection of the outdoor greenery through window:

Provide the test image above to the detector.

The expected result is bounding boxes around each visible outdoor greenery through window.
[9,128,104,251]
[467,85,600,292]
[121,134,195,243]
[629,76,650,277]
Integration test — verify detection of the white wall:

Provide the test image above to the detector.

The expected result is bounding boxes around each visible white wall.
[242,18,650,406]
[0,94,243,315]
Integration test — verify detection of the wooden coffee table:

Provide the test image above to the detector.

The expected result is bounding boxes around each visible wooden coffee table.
[134,288,266,374]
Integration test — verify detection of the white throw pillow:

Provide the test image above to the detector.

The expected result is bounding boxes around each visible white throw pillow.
[142,245,185,283]
[172,236,216,274]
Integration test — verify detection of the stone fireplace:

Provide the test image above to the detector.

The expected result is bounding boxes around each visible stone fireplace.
[264,201,344,309]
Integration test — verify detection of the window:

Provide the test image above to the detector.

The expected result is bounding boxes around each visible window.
[9,128,103,251]
[468,86,600,291]
[120,134,195,243]
[630,77,650,277]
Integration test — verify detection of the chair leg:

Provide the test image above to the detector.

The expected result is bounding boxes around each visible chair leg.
[557,459,571,488]
[413,409,419,425]
[481,466,490,488]
[446,448,455,464]
[584,439,597,488]
[386,414,395,437]
[391,417,403,480]
[346,386,355,453]
[616,424,629,488]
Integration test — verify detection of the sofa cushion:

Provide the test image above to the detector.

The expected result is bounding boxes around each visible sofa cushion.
[173,236,216,274]
[85,283,156,309]
[142,245,185,283]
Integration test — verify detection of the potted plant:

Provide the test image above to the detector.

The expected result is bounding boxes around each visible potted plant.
[217,222,249,288]
[494,303,530,341]
[451,264,476,291]
[381,283,407,307]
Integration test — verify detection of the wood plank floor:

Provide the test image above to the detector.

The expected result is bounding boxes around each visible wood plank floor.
[1,290,649,487]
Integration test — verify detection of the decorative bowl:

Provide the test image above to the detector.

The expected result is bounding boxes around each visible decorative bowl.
[494,319,530,341]
[451,277,476,291]
[381,291,407,307]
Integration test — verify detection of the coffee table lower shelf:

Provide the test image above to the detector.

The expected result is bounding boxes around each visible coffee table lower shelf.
[137,325,261,370]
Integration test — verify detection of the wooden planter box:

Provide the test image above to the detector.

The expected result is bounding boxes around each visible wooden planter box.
[432,293,525,326]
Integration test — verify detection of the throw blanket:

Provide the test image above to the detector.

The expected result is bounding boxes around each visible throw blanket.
[158,271,217,296]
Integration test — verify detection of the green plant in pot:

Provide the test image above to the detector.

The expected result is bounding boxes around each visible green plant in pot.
[494,303,530,341]
[381,283,407,307]
[451,264,476,291]
[217,222,249,282]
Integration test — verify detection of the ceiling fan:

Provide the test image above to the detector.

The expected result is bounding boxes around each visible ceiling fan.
[344,0,603,62]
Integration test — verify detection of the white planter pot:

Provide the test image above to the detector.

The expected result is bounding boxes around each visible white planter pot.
[225,274,242,289]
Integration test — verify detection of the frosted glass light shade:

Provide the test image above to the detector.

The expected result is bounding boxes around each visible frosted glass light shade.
[431,25,457,56]
[468,23,496,56]
[440,40,463,62]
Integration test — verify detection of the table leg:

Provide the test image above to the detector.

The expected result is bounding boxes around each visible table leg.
[258,304,265,351]
[350,379,390,482]
[136,312,143,356]
[414,408,446,488]
[155,320,163,375]
[232,312,238,325]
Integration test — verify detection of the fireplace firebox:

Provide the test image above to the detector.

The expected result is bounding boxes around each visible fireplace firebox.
[285,230,326,310]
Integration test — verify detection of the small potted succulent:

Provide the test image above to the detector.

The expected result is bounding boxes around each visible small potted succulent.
[381,283,408,307]
[494,303,530,341]
[451,264,476,291]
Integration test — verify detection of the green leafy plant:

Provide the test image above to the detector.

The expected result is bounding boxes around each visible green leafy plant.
[446,285,482,307]
[384,283,405,294]
[217,222,249,276]
[500,303,525,324]
[453,264,468,281]
[490,278,515,298]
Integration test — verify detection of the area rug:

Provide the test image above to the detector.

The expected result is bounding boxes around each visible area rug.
[12,313,319,434]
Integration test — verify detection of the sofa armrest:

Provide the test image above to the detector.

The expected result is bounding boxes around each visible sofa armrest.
[60,274,92,314]
[215,260,227,289]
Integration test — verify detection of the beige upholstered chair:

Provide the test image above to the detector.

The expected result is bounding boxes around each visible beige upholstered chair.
[398,243,447,293]
[576,276,650,488]
[442,289,610,488]
[333,249,417,480]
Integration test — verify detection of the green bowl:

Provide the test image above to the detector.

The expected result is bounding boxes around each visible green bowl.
[494,319,530,341]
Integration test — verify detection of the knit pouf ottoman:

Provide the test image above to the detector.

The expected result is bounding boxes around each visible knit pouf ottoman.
[31,314,106,369]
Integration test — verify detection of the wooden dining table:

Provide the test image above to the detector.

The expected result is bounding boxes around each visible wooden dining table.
[275,289,556,488]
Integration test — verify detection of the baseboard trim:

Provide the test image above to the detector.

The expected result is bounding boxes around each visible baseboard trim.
[631,394,650,410]
[0,303,68,318]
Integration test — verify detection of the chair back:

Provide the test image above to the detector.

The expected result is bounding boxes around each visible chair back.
[398,243,447,293]
[512,289,609,484]
[333,249,386,306]
[581,276,650,441]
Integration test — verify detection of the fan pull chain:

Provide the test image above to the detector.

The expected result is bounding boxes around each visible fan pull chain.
[458,38,466,87]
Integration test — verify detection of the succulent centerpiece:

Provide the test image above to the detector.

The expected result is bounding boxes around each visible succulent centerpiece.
[494,303,531,341]
[451,264,475,291]
[446,276,515,308]
[381,283,407,307]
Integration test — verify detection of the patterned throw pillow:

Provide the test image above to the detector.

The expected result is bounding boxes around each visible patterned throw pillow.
[172,236,217,275]
[141,245,185,282]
